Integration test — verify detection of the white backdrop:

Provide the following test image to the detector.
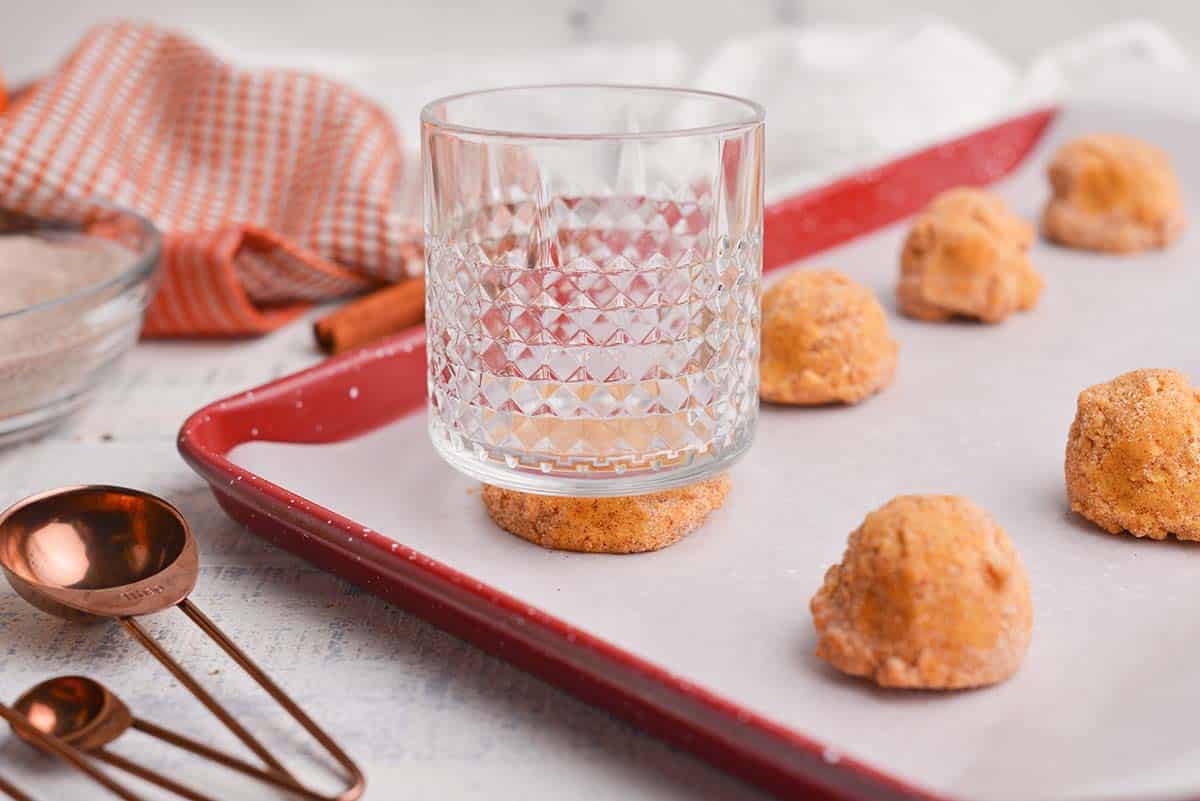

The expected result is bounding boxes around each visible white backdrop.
[0,0,1197,85]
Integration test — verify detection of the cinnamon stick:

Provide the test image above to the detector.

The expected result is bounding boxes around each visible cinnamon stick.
[313,277,425,354]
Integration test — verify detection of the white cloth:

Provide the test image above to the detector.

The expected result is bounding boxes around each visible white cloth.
[696,19,1192,196]
[203,17,1194,203]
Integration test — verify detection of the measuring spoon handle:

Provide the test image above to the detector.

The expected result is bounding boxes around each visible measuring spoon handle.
[0,774,39,801]
[119,613,295,780]
[131,717,328,801]
[178,599,366,801]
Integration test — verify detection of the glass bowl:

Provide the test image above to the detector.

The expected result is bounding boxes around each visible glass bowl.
[0,204,161,445]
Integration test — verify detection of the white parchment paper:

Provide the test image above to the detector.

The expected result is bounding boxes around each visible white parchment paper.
[232,107,1200,801]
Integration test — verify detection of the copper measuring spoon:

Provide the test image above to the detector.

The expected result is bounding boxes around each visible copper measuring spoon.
[11,676,330,801]
[0,486,364,801]
[0,701,146,801]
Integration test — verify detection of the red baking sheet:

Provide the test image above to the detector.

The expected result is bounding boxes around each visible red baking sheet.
[179,107,1057,801]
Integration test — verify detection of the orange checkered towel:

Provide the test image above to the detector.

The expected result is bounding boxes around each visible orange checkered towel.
[0,21,422,336]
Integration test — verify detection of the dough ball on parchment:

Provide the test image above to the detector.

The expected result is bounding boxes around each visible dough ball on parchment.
[811,495,1033,689]
[898,188,1043,323]
[1043,134,1186,253]
[926,186,1036,251]
[482,474,731,554]
[1065,368,1200,540]
[759,269,898,406]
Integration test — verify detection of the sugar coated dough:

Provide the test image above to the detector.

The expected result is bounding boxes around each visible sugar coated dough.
[927,187,1036,251]
[811,495,1033,689]
[1043,134,1186,253]
[1065,369,1200,540]
[898,188,1043,323]
[759,269,898,406]
[481,474,731,554]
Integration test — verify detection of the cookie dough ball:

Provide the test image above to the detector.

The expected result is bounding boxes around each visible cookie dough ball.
[1065,369,1200,540]
[811,495,1033,689]
[927,187,1036,251]
[759,270,898,405]
[899,190,1043,323]
[482,474,730,554]
[1043,134,1186,253]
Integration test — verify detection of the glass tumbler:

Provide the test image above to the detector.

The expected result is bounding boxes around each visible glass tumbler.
[422,85,764,496]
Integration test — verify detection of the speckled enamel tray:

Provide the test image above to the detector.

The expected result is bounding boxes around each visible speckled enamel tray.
[182,106,1200,801]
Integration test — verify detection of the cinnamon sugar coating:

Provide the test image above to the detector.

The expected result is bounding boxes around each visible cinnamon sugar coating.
[759,269,898,405]
[1065,369,1200,540]
[927,187,1036,250]
[811,495,1032,689]
[1043,134,1186,253]
[899,188,1042,323]
[481,474,731,554]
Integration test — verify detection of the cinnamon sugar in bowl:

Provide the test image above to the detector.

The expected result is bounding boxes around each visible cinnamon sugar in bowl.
[0,205,160,444]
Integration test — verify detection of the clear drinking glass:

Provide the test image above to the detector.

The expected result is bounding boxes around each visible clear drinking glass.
[422,85,764,496]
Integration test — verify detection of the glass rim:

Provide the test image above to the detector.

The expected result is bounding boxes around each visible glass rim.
[420,83,765,141]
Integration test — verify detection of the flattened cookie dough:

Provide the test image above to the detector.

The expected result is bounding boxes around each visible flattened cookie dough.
[759,270,898,406]
[482,474,731,553]
[1043,134,1186,253]
[811,495,1033,689]
[899,189,1043,323]
[1065,369,1200,540]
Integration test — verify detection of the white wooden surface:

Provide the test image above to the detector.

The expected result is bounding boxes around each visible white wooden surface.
[0,315,772,800]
